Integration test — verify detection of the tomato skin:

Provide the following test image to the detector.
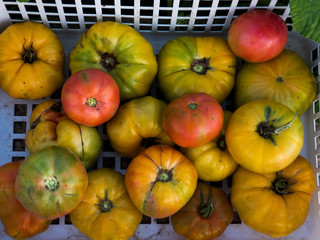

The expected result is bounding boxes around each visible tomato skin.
[0,160,51,239]
[0,21,65,99]
[225,99,304,173]
[25,100,102,170]
[171,181,233,240]
[181,110,238,181]
[106,96,175,158]
[70,168,142,240]
[15,146,88,220]
[231,155,315,237]
[61,68,120,127]
[162,93,224,148]
[69,21,158,101]
[158,36,236,103]
[125,145,198,219]
[235,49,317,116]
[228,10,288,63]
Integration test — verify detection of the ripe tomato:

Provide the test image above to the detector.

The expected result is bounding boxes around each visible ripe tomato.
[61,68,120,127]
[171,181,233,240]
[225,99,304,173]
[231,155,315,237]
[125,145,198,219]
[228,10,288,63]
[0,160,51,239]
[162,93,224,148]
[70,168,142,240]
[15,146,88,220]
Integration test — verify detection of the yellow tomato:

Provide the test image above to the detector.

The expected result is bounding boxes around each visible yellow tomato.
[231,155,315,237]
[0,21,65,99]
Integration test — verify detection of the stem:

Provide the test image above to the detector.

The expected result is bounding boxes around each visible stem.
[156,168,173,183]
[272,177,297,195]
[190,57,211,75]
[44,176,59,191]
[95,188,113,213]
[199,186,215,218]
[188,102,198,110]
[97,50,118,71]
[22,42,37,63]
[86,97,98,108]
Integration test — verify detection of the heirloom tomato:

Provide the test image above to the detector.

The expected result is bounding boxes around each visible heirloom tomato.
[231,155,315,237]
[157,36,236,103]
[106,96,174,158]
[181,110,238,181]
[162,93,224,148]
[0,21,64,99]
[15,146,88,220]
[235,49,317,116]
[225,99,304,173]
[171,181,233,240]
[70,168,142,240]
[25,100,102,170]
[228,10,288,63]
[125,145,198,219]
[0,160,51,239]
[61,68,120,127]
[69,21,158,101]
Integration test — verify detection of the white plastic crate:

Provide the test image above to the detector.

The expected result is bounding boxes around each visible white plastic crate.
[0,0,320,239]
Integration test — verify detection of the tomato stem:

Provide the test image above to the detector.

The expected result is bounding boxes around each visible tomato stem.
[188,102,198,110]
[199,186,215,218]
[156,168,173,182]
[44,176,60,191]
[22,42,37,63]
[86,97,98,108]
[96,188,113,213]
[191,57,211,74]
[272,177,297,195]
[97,50,118,71]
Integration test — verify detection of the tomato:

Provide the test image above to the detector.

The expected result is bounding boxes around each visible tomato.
[157,36,236,103]
[0,21,64,99]
[25,100,102,170]
[235,49,317,116]
[181,110,238,181]
[0,160,51,239]
[15,146,88,220]
[231,155,316,237]
[106,96,175,158]
[225,99,304,173]
[61,68,120,127]
[125,145,198,219]
[69,21,158,101]
[162,93,224,148]
[228,10,288,63]
[171,181,233,240]
[70,168,142,240]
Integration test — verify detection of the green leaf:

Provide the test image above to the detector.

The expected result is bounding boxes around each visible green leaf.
[290,0,320,43]
[17,0,30,2]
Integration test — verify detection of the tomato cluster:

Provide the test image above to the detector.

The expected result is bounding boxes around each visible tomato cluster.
[0,8,317,240]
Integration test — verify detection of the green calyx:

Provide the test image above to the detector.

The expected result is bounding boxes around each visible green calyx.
[96,189,113,213]
[86,97,98,108]
[199,186,215,218]
[191,57,211,74]
[188,102,198,110]
[272,172,297,195]
[156,168,173,182]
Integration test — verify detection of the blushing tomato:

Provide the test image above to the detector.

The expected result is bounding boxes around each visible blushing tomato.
[15,146,88,220]
[235,49,317,116]
[228,10,288,63]
[162,93,224,148]
[171,181,234,240]
[0,160,51,239]
[225,99,304,173]
[61,68,120,127]
[125,145,198,219]
[231,155,315,237]
[70,168,142,240]
[181,110,238,182]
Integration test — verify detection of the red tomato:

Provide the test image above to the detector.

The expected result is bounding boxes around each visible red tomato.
[162,93,224,148]
[61,68,120,127]
[227,10,288,63]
